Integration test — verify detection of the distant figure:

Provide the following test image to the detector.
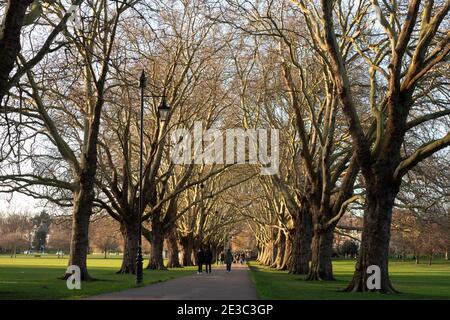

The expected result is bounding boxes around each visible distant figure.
[205,246,213,274]
[225,249,233,272]
[220,251,225,265]
[196,247,205,274]
[240,252,246,264]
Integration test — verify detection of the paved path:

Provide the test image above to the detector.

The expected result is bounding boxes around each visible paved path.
[86,263,258,300]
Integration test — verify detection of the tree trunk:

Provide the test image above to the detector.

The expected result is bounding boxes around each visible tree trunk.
[147,218,166,270]
[180,234,194,266]
[428,252,433,266]
[117,219,139,274]
[415,252,420,264]
[104,250,107,259]
[271,229,285,268]
[268,244,275,265]
[256,246,262,262]
[289,210,312,274]
[307,229,334,280]
[260,247,267,264]
[345,186,398,293]
[258,247,266,264]
[64,184,93,281]
[279,231,292,270]
[261,245,272,266]
[212,246,218,264]
[166,229,181,268]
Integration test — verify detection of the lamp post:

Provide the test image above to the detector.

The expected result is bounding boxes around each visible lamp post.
[136,70,170,285]
[136,70,146,285]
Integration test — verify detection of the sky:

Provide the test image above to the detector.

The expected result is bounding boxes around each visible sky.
[0,192,43,215]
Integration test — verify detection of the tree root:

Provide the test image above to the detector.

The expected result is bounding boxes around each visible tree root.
[306,270,335,281]
[344,276,400,294]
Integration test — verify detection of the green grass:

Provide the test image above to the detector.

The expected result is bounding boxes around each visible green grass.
[0,254,196,300]
[3,254,449,300]
[248,259,450,300]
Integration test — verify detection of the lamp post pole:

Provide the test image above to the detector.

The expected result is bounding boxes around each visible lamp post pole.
[136,70,146,285]
[136,71,170,284]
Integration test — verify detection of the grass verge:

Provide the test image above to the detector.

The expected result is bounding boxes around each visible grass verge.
[248,259,450,300]
[0,254,196,299]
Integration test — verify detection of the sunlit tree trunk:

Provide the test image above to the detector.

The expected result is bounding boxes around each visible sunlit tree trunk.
[117,219,139,274]
[147,215,166,270]
[345,182,398,293]
[289,208,312,274]
[166,228,181,268]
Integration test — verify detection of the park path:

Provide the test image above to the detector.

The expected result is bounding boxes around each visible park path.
[86,263,258,300]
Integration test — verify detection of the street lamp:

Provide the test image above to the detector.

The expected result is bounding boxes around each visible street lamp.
[136,70,146,285]
[158,97,170,121]
[136,70,170,286]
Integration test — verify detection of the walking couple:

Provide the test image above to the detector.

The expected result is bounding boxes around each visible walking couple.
[196,246,212,274]
[197,247,234,273]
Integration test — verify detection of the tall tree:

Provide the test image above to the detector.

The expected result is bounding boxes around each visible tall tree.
[0,0,133,280]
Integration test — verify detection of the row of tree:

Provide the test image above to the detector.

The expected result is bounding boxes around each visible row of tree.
[216,0,450,293]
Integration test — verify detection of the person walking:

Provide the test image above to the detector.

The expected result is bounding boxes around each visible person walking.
[220,251,225,265]
[204,246,213,274]
[196,247,205,274]
[225,248,233,272]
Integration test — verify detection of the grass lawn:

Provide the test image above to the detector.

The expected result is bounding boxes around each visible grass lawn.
[0,254,196,300]
[248,259,450,300]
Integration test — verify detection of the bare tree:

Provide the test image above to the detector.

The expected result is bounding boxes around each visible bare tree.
[89,217,120,259]
[47,217,72,258]
[0,212,33,257]
[0,0,134,280]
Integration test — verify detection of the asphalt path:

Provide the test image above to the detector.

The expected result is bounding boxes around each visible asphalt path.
[86,263,258,300]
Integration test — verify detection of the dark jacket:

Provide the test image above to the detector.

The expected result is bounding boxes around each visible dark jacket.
[225,251,233,264]
[196,249,205,264]
[204,249,213,264]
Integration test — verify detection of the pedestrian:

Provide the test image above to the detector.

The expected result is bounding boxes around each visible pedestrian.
[196,247,205,274]
[225,248,233,272]
[205,246,213,274]
[220,251,225,265]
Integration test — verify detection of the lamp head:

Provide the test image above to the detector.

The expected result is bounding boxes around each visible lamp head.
[158,97,170,121]
[139,70,147,88]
